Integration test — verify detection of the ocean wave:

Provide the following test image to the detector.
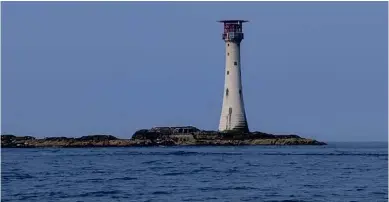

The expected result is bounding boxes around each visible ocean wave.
[257,152,387,157]
[198,186,259,192]
[75,190,122,198]
[2,173,34,180]
[45,150,387,157]
[108,176,137,181]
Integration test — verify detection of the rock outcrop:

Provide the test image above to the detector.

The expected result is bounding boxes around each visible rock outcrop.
[130,127,325,146]
[1,126,326,148]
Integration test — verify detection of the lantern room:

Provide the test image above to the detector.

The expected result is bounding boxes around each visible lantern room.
[218,20,248,42]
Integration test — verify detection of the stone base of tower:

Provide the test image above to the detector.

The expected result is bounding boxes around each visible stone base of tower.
[218,112,249,133]
[219,123,249,133]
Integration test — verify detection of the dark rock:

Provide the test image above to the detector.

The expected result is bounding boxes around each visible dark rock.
[130,127,326,146]
[1,134,16,142]
[0,127,326,148]
[77,135,118,141]
[44,137,72,141]
[1,134,37,148]
[132,130,162,140]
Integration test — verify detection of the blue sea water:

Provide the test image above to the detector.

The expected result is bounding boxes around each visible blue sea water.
[1,142,388,202]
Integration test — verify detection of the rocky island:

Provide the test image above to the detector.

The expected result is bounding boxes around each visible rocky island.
[1,126,326,148]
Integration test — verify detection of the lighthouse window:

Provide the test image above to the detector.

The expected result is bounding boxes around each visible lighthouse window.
[226,88,229,96]
[227,52,229,56]
[234,61,238,66]
[239,89,242,95]
[227,43,230,47]
[227,71,229,75]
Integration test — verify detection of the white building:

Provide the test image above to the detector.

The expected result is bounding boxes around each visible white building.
[218,20,249,132]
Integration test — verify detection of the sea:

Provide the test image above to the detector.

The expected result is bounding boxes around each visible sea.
[1,142,388,202]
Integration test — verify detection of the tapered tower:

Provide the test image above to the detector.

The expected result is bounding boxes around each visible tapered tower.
[218,20,249,132]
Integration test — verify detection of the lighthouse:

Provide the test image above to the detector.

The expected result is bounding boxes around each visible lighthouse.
[218,20,249,132]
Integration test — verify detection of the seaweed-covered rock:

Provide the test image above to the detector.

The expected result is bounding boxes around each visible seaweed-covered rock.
[78,135,118,141]
[1,134,16,142]
[1,134,37,147]
[44,137,72,141]
[250,132,301,139]
[0,126,326,148]
[132,130,163,140]
[129,127,326,146]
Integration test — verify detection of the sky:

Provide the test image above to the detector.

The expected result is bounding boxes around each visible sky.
[2,2,388,141]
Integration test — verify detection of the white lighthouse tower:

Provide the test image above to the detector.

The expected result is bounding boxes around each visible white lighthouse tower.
[218,20,249,132]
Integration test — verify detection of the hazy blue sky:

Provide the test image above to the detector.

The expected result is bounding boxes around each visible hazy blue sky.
[2,2,387,141]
